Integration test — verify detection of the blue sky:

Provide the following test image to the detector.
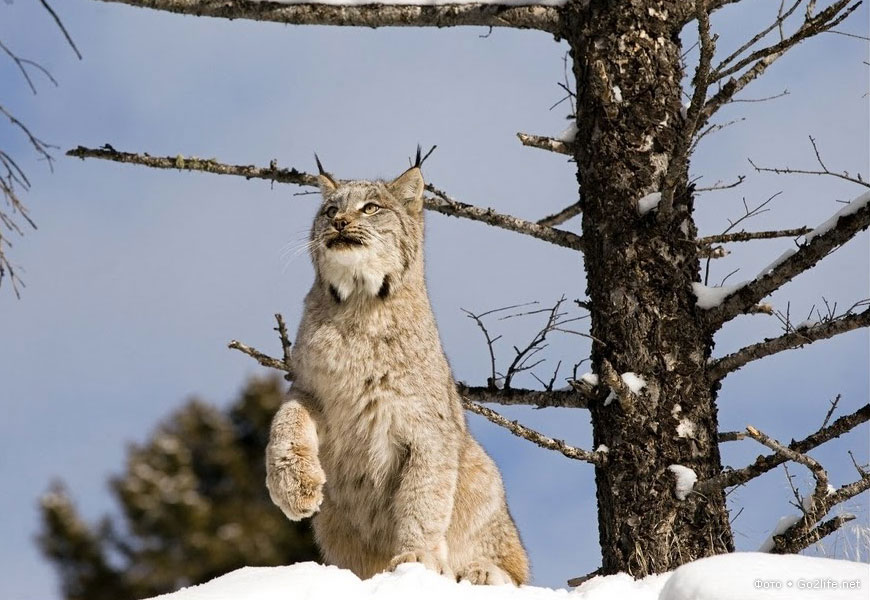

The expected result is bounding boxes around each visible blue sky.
[1,1,868,598]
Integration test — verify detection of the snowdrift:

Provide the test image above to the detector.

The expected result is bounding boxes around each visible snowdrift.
[147,552,868,600]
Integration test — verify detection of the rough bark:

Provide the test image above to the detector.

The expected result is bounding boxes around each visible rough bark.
[91,0,561,33]
[564,1,733,576]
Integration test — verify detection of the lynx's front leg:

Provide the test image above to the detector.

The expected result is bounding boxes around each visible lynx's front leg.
[266,392,325,521]
[388,434,459,579]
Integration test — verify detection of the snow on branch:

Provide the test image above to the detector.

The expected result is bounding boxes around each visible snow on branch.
[67,145,584,252]
[743,424,870,554]
[702,191,870,325]
[698,403,869,492]
[515,132,573,156]
[89,0,562,33]
[697,407,870,553]
[707,305,870,380]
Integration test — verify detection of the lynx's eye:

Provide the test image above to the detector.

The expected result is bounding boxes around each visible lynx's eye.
[362,203,381,215]
[325,206,338,218]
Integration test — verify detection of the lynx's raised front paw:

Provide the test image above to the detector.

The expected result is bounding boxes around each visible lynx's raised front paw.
[456,561,513,586]
[266,454,325,521]
[389,550,454,579]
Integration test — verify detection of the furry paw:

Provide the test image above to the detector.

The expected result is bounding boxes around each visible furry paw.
[389,550,454,579]
[265,454,325,521]
[457,561,513,586]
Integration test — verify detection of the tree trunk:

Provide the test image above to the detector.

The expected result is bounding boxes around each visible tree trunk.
[564,1,734,576]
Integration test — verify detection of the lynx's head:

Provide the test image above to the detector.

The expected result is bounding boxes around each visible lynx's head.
[310,153,427,303]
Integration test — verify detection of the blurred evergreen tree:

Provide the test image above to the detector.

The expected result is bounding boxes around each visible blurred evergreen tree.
[38,376,318,600]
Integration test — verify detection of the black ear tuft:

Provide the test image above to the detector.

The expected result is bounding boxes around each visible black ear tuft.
[314,153,338,191]
[414,144,437,169]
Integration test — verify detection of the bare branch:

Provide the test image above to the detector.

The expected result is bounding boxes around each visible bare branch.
[462,307,502,386]
[1,102,58,295]
[726,89,790,104]
[691,117,746,154]
[425,183,584,251]
[67,145,584,252]
[503,297,564,389]
[67,144,317,185]
[698,403,870,492]
[463,297,593,393]
[705,192,870,324]
[87,0,562,33]
[228,339,291,374]
[457,382,591,409]
[516,132,573,156]
[718,431,747,442]
[659,0,716,219]
[702,192,781,286]
[748,136,870,189]
[39,0,83,60]
[461,399,603,464]
[745,425,829,493]
[273,313,292,378]
[2,105,56,167]
[712,0,801,78]
[701,1,860,127]
[537,201,582,227]
[708,307,870,379]
[698,227,811,244]
[713,1,857,82]
[695,174,746,193]
[821,394,841,429]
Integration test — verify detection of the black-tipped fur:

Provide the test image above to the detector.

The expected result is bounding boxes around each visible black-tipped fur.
[412,144,437,169]
[378,275,391,299]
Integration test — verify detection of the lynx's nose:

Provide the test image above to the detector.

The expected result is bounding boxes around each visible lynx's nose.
[333,217,348,231]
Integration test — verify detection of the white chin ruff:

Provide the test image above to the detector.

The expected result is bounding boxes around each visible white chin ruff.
[321,247,384,300]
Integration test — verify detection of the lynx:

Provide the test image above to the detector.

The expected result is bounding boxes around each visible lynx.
[265,150,529,585]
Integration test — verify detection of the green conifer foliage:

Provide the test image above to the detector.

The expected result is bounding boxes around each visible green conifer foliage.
[38,376,318,600]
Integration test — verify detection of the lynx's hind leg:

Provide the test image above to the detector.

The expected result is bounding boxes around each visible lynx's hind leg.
[266,392,325,521]
[449,437,530,585]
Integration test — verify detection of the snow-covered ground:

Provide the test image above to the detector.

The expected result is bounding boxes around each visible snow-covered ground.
[146,553,868,600]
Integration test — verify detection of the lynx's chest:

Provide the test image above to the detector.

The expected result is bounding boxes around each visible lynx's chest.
[294,320,417,484]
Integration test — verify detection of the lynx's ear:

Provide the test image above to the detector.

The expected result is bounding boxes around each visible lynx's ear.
[314,153,338,195]
[388,167,424,214]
